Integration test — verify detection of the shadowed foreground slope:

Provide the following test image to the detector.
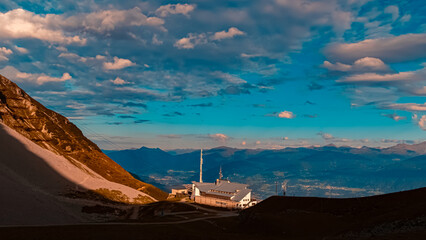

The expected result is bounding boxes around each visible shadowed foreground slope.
[1,188,426,239]
[240,187,426,239]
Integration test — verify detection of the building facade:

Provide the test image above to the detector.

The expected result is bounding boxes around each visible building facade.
[191,179,257,209]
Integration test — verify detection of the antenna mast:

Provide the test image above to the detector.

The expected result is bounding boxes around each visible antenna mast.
[199,149,203,183]
[282,180,289,196]
[219,165,223,180]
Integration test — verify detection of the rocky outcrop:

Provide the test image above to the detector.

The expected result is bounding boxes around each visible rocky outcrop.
[0,74,168,201]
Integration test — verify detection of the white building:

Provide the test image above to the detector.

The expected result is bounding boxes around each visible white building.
[191,179,257,209]
[191,149,257,209]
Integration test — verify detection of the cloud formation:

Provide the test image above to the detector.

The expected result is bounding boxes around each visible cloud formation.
[383,113,406,121]
[325,34,426,63]
[340,71,416,83]
[0,7,165,45]
[323,57,389,73]
[385,103,426,111]
[0,47,12,61]
[103,57,136,70]
[155,4,196,17]
[70,7,164,33]
[318,132,334,140]
[211,27,245,40]
[110,77,130,85]
[174,27,245,49]
[0,9,86,45]
[0,66,71,85]
[418,115,426,130]
[174,33,207,49]
[278,111,295,119]
[209,133,229,142]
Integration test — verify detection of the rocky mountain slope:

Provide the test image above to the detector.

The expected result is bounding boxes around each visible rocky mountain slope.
[0,74,167,201]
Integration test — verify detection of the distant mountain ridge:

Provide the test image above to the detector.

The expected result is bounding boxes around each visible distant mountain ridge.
[106,144,426,198]
[0,74,167,201]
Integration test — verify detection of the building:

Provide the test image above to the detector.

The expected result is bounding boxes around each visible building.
[170,186,189,196]
[191,150,257,209]
[191,179,257,209]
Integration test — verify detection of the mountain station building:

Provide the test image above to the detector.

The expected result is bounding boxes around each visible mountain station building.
[191,149,257,209]
[191,179,257,209]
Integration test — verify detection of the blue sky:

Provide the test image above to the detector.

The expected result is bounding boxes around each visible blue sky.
[0,0,425,149]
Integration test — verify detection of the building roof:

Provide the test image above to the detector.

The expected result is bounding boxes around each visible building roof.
[232,188,251,202]
[170,185,187,190]
[193,180,251,202]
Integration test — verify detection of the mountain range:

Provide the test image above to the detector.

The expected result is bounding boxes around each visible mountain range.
[105,143,426,199]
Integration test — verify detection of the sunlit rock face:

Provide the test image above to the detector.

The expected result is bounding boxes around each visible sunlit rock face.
[0,74,167,201]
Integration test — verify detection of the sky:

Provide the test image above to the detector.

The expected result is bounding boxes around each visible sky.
[0,0,425,150]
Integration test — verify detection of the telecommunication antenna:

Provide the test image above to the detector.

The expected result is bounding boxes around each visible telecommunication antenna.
[199,149,203,183]
[219,165,223,180]
[282,180,289,196]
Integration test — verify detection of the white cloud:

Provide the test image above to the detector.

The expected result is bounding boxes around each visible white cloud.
[212,71,246,84]
[383,113,406,121]
[325,34,426,63]
[37,72,71,84]
[155,4,196,17]
[278,111,295,119]
[384,5,399,21]
[318,132,334,140]
[110,77,129,85]
[152,34,163,45]
[240,53,266,58]
[322,61,351,72]
[0,9,86,45]
[399,14,411,23]
[410,86,426,96]
[0,47,13,61]
[67,7,164,34]
[59,52,107,64]
[386,103,426,112]
[0,8,165,45]
[0,66,71,85]
[59,52,81,59]
[14,45,28,54]
[174,33,207,49]
[354,57,388,70]
[103,57,136,70]
[209,133,229,142]
[274,0,353,35]
[323,57,391,73]
[174,27,245,49]
[418,115,426,130]
[340,71,416,83]
[211,27,245,40]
